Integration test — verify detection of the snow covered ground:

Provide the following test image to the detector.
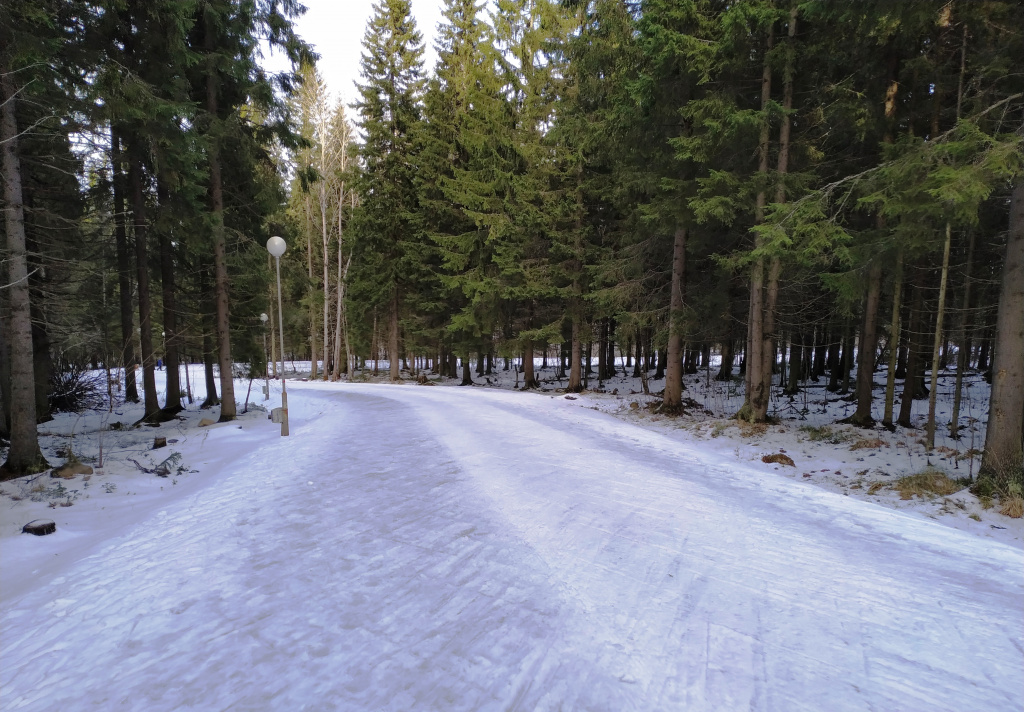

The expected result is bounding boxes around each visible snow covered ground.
[1,364,1022,710]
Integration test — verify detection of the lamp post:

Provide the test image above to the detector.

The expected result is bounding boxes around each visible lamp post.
[260,313,269,401]
[267,236,289,436]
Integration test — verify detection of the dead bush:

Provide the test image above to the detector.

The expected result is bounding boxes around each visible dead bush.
[762,453,795,467]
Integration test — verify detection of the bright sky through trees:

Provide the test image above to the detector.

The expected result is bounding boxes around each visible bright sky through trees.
[262,0,445,104]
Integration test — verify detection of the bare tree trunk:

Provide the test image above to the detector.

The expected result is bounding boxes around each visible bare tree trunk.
[305,194,318,380]
[127,150,160,419]
[321,177,330,381]
[664,227,688,410]
[331,186,346,380]
[925,222,953,450]
[0,68,48,477]
[110,130,139,403]
[981,182,1024,477]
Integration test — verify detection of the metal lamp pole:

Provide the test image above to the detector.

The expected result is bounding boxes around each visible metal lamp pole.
[260,313,269,400]
[267,236,289,436]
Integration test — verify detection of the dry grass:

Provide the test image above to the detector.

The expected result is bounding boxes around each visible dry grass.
[740,422,769,438]
[999,495,1024,519]
[894,469,964,500]
[798,425,850,444]
[762,453,795,467]
[867,481,886,495]
[850,438,885,450]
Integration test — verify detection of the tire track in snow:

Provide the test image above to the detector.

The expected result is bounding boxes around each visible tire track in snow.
[357,383,1023,711]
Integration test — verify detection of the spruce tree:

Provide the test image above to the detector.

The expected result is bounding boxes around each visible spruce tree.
[352,0,428,382]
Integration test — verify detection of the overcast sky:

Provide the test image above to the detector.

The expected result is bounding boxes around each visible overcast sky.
[263,0,446,107]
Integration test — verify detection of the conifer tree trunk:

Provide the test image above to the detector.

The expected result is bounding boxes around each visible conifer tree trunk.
[851,260,883,425]
[110,131,139,403]
[568,314,582,392]
[981,181,1024,476]
[664,227,687,410]
[759,9,797,418]
[840,326,854,396]
[205,24,236,421]
[521,340,536,388]
[926,223,953,449]
[950,230,975,438]
[389,292,400,381]
[0,316,8,440]
[127,150,160,419]
[739,24,774,422]
[606,322,617,378]
[0,69,48,477]
[717,339,734,381]
[883,253,904,426]
[786,334,802,395]
[200,267,219,407]
[157,180,181,413]
[898,276,925,428]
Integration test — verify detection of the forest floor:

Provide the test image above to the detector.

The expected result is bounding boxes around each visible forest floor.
[0,363,1021,710]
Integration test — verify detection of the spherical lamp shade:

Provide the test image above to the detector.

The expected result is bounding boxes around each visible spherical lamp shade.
[260,313,268,323]
[266,236,287,258]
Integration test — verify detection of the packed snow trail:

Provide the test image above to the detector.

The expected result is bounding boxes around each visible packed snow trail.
[1,384,1021,711]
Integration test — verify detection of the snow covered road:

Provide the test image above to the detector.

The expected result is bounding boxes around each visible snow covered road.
[2,383,1022,711]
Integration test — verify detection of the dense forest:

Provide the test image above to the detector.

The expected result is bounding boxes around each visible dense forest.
[1,0,1022,504]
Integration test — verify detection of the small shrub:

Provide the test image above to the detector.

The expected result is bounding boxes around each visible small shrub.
[49,355,105,413]
[762,453,795,467]
[999,496,1023,519]
[894,469,964,500]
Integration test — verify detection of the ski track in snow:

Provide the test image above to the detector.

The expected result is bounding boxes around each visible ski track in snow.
[1,382,1021,711]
